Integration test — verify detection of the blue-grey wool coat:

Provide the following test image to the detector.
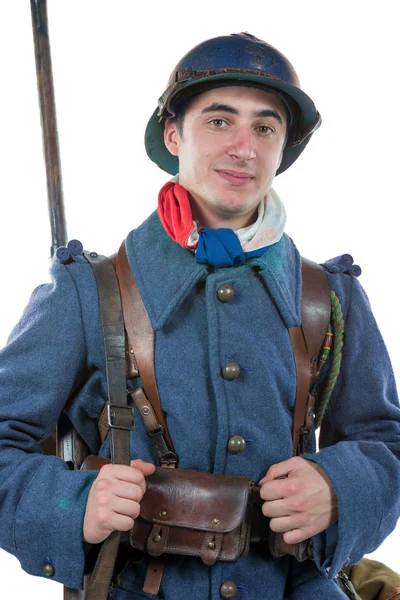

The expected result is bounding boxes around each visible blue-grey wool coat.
[0,211,399,600]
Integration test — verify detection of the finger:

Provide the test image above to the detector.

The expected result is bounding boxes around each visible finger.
[130,460,156,476]
[282,528,312,545]
[262,457,298,483]
[259,474,287,486]
[269,515,299,534]
[259,480,287,502]
[261,499,290,518]
[269,512,309,533]
[111,497,141,520]
[107,512,136,534]
[112,481,146,502]
[99,463,143,483]
[101,463,148,489]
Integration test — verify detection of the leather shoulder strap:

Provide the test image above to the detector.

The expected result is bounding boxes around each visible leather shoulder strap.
[83,250,133,600]
[115,242,175,452]
[301,258,331,370]
[290,258,331,455]
[289,324,311,455]
[84,250,132,464]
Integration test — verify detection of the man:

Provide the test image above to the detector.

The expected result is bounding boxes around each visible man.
[0,32,399,600]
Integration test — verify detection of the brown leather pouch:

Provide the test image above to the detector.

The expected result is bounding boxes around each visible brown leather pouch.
[128,466,262,565]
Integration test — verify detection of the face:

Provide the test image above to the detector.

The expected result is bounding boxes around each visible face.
[163,86,288,228]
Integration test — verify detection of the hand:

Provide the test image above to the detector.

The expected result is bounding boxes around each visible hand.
[83,459,156,544]
[259,456,338,545]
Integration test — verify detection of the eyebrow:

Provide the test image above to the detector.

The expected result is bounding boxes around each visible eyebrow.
[201,103,283,124]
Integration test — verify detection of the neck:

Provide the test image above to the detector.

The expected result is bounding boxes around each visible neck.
[189,197,260,231]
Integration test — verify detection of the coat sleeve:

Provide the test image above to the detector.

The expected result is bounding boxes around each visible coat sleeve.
[303,272,400,577]
[0,260,101,590]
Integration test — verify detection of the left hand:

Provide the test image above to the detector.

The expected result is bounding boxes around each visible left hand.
[259,456,338,545]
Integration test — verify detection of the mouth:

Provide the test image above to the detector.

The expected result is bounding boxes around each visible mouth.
[215,169,255,186]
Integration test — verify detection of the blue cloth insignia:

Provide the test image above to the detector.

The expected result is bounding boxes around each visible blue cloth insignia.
[55,240,85,265]
[324,254,362,277]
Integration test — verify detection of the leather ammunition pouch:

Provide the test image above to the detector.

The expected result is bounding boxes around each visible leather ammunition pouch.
[81,455,267,566]
[129,467,263,565]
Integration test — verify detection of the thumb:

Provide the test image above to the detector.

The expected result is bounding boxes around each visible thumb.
[130,459,156,475]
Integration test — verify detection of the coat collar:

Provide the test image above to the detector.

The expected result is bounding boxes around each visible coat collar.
[125,212,301,331]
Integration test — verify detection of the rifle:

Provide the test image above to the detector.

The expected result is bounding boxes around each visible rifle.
[30,3,89,596]
[30,0,67,258]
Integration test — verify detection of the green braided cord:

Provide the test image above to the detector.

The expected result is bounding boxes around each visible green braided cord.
[315,291,345,429]
[316,322,333,377]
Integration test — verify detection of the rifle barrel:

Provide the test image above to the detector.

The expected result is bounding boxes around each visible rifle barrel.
[30,0,67,256]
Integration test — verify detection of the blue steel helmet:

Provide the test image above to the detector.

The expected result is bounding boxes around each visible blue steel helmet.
[145,32,321,175]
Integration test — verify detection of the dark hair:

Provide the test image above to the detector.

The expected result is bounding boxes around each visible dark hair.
[170,96,193,138]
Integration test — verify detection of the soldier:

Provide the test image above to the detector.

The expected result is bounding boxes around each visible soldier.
[0,33,399,600]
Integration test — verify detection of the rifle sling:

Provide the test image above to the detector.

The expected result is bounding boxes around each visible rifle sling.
[83,251,133,600]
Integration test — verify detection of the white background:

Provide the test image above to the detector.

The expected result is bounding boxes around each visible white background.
[0,1,399,597]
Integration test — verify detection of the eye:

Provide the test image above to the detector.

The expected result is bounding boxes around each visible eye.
[209,118,228,129]
[257,125,274,135]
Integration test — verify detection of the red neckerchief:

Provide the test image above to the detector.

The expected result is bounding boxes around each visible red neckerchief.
[158,180,197,249]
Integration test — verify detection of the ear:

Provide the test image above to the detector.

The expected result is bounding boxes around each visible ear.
[163,119,180,157]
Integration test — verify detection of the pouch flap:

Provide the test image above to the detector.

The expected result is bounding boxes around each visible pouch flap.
[140,468,253,533]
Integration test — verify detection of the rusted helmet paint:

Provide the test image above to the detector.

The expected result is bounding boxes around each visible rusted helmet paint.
[145,33,321,175]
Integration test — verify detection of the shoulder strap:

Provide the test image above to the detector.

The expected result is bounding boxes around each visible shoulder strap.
[83,251,134,600]
[301,257,332,369]
[290,258,331,455]
[115,242,172,595]
[115,242,175,453]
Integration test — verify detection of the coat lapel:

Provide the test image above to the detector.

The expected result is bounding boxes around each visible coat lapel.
[126,212,301,331]
[125,212,208,331]
[248,234,302,329]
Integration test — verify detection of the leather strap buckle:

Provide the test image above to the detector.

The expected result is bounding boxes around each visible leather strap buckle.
[107,403,135,431]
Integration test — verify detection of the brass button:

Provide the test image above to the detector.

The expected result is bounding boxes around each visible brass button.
[43,563,55,577]
[208,541,216,549]
[220,580,238,598]
[221,362,241,380]
[217,284,234,303]
[227,435,246,454]
[160,510,167,517]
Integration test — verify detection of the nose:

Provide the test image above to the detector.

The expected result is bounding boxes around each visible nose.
[227,126,256,161]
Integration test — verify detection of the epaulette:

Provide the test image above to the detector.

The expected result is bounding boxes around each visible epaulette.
[55,239,87,265]
[323,253,362,278]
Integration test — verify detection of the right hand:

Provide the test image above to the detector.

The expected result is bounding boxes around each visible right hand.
[83,459,156,544]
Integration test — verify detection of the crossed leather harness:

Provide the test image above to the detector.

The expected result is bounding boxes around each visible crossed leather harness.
[80,242,331,600]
